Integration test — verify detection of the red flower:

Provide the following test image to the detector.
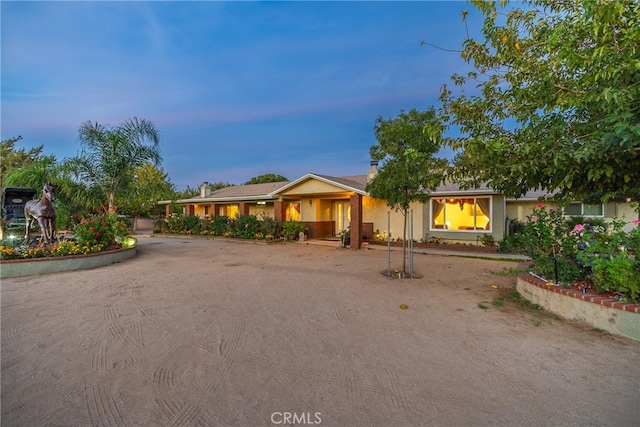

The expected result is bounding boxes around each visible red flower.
[536,203,543,208]
[90,227,95,232]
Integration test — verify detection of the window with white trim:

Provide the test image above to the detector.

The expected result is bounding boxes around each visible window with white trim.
[431,197,492,231]
[563,203,604,217]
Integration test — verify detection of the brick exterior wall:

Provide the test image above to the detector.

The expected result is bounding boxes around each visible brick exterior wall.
[274,201,286,223]
[362,222,374,240]
[350,194,363,250]
[301,221,335,239]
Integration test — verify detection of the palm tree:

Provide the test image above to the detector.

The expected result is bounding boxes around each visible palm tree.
[69,117,162,213]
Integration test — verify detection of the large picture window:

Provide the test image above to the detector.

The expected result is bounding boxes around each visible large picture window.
[431,197,491,231]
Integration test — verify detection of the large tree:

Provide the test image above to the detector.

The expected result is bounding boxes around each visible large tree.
[244,173,288,185]
[0,136,46,187]
[117,163,176,217]
[433,0,640,203]
[366,108,447,273]
[68,117,162,213]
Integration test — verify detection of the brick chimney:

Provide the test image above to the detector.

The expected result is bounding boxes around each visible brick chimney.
[200,182,210,198]
[367,161,378,182]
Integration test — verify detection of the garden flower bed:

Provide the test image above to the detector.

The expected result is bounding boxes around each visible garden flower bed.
[0,245,136,278]
[367,239,499,253]
[0,212,137,278]
[503,203,640,304]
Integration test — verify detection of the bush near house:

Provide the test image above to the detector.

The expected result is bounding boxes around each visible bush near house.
[502,204,640,302]
[154,214,285,241]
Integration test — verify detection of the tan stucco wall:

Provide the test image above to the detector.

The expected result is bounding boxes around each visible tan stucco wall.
[249,205,275,218]
[300,198,316,221]
[280,179,348,196]
[362,197,425,241]
[506,201,637,227]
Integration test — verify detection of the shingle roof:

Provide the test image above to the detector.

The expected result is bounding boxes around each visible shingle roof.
[311,174,368,192]
[208,181,290,198]
[162,171,554,205]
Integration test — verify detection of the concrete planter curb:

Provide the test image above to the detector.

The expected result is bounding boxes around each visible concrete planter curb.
[517,274,640,342]
[0,246,137,279]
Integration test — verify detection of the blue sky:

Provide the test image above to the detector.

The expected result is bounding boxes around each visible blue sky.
[2,1,480,190]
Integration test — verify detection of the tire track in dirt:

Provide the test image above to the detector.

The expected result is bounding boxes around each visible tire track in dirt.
[82,337,110,372]
[131,288,215,353]
[152,341,192,388]
[332,303,371,338]
[382,364,411,414]
[85,382,128,427]
[204,306,250,394]
[0,318,31,371]
[336,344,364,406]
[155,398,216,427]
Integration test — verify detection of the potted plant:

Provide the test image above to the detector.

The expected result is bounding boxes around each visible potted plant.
[339,228,350,248]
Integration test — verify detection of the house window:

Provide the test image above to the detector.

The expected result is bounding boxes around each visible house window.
[431,197,492,231]
[204,205,210,217]
[219,204,239,218]
[286,202,301,221]
[564,203,604,217]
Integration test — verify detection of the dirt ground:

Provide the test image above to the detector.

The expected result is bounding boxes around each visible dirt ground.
[2,236,639,426]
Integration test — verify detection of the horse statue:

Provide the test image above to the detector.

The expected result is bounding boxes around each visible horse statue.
[25,183,57,245]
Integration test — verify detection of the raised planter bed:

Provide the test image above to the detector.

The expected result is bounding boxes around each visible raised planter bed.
[367,240,499,253]
[517,273,640,342]
[0,246,136,279]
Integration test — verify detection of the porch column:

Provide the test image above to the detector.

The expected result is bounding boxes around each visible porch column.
[350,194,363,250]
[274,201,286,223]
[165,204,171,218]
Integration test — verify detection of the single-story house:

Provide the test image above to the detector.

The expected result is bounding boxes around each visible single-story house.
[158,162,637,249]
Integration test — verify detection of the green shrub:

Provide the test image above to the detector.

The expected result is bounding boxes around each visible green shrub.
[282,220,308,240]
[183,215,201,232]
[74,213,129,249]
[234,214,260,239]
[258,214,280,238]
[574,219,640,302]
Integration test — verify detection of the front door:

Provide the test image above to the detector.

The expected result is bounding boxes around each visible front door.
[335,201,351,234]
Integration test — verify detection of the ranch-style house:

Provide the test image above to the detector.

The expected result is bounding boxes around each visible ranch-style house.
[158,162,637,250]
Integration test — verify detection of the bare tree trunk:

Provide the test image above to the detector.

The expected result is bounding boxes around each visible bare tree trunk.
[108,193,116,213]
[402,209,407,274]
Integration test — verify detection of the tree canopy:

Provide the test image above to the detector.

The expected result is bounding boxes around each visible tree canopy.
[1,136,46,187]
[117,163,176,217]
[432,0,640,203]
[243,173,288,185]
[366,108,448,272]
[67,117,162,213]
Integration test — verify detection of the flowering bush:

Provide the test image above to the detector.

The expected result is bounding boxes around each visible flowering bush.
[513,204,640,302]
[75,213,129,248]
[574,218,640,301]
[0,213,133,260]
[155,214,282,240]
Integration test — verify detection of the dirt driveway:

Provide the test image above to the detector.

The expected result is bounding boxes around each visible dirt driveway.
[2,236,639,426]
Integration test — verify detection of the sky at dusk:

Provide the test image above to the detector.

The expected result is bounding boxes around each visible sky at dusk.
[2,1,482,190]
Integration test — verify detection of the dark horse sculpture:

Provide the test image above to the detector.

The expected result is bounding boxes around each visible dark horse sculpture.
[25,183,57,245]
